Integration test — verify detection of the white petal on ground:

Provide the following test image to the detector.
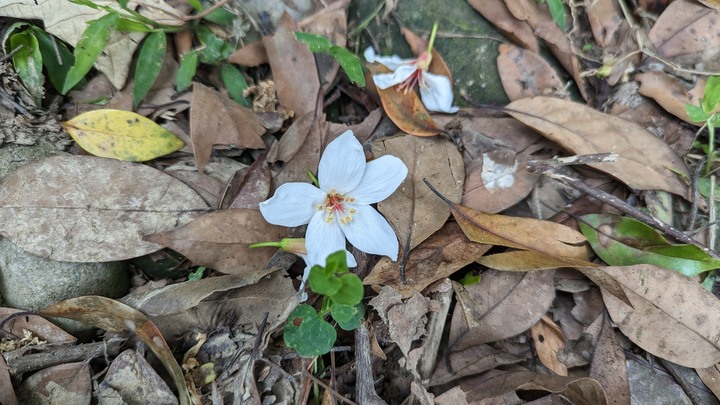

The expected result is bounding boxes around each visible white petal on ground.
[351,156,408,205]
[340,205,399,261]
[259,182,326,227]
[318,131,366,194]
[372,65,417,90]
[364,47,415,70]
[306,211,347,266]
[420,72,460,113]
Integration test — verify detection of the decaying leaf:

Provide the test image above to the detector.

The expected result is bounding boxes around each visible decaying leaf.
[602,264,720,368]
[530,314,568,376]
[190,82,266,173]
[588,312,632,405]
[587,0,625,48]
[373,134,464,257]
[505,96,690,197]
[0,308,76,344]
[497,43,564,100]
[364,222,491,297]
[16,362,91,404]
[227,157,272,209]
[467,0,539,53]
[263,12,321,116]
[62,109,185,162]
[40,296,191,405]
[0,155,209,262]
[429,343,523,386]
[636,71,705,125]
[144,209,287,275]
[448,270,555,350]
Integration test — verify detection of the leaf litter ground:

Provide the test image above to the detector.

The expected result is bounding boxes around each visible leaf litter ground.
[3,0,720,404]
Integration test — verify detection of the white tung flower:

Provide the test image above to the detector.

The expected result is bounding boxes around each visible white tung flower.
[364,46,459,114]
[259,131,408,266]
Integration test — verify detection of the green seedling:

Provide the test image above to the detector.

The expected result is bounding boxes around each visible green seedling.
[295,32,365,87]
[284,250,365,357]
[686,76,720,176]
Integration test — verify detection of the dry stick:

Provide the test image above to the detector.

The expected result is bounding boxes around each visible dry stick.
[527,165,720,261]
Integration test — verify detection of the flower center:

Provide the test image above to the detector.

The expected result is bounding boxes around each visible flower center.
[318,191,357,225]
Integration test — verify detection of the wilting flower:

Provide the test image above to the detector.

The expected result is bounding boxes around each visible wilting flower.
[364,23,459,114]
[259,131,408,266]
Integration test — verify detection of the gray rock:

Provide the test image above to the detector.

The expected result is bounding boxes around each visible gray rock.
[0,238,129,332]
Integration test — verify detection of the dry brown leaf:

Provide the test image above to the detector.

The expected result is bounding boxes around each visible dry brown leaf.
[587,0,625,48]
[143,209,287,275]
[190,82,266,173]
[497,43,564,100]
[588,312,632,405]
[0,308,76,344]
[267,112,315,164]
[263,12,321,116]
[228,157,272,209]
[467,0,539,52]
[364,222,491,298]
[698,0,720,9]
[636,71,706,125]
[530,314,568,376]
[40,296,191,405]
[227,41,269,67]
[505,96,690,197]
[696,364,720,400]
[602,264,720,368]
[17,362,91,404]
[136,271,298,346]
[649,0,720,72]
[0,155,209,262]
[373,135,464,257]
[505,0,590,101]
[448,270,555,350]
[0,355,17,405]
[429,343,523,386]
[271,115,323,189]
[458,369,607,403]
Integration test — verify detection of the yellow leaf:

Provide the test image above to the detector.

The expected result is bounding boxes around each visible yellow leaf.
[62,109,185,162]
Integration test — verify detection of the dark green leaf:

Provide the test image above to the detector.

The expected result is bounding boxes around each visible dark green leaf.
[331,303,365,331]
[295,32,333,52]
[546,0,567,31]
[580,214,720,277]
[308,263,342,297]
[176,50,198,92]
[284,304,336,357]
[328,46,365,86]
[133,30,167,110]
[9,30,44,105]
[30,27,75,92]
[62,12,119,94]
[220,63,250,107]
[702,76,720,114]
[196,25,234,64]
[203,7,236,25]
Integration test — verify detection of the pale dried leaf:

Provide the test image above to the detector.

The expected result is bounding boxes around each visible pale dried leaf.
[16,363,91,404]
[636,71,705,125]
[505,96,690,196]
[467,0,539,52]
[0,155,209,262]
[429,343,523,386]
[530,315,568,376]
[497,44,564,100]
[588,312,631,405]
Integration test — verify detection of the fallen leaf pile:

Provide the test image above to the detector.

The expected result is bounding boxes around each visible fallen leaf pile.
[3,0,720,404]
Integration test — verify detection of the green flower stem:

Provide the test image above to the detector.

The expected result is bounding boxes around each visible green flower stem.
[706,119,716,176]
[248,241,282,248]
[426,21,439,54]
[307,170,320,187]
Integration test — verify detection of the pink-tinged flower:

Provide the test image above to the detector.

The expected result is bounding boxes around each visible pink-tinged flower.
[259,131,408,266]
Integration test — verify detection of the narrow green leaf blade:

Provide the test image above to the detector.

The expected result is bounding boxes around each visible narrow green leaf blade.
[176,50,198,92]
[220,63,250,107]
[203,7,236,25]
[295,32,333,52]
[329,46,365,86]
[30,27,75,92]
[546,0,567,31]
[196,25,234,64]
[580,214,720,277]
[186,0,202,11]
[117,18,153,33]
[702,76,720,113]
[133,30,167,110]
[62,12,119,94]
[10,31,44,105]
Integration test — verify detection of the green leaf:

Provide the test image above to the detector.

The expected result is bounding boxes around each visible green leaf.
[580,214,720,277]
[133,31,167,110]
[459,272,481,286]
[686,103,710,122]
[220,63,250,107]
[196,25,234,64]
[30,27,75,93]
[68,0,102,9]
[308,264,343,297]
[328,273,364,306]
[188,266,206,280]
[284,304,336,357]
[186,0,202,11]
[546,0,567,31]
[328,47,365,86]
[702,76,720,114]
[295,32,333,52]
[9,30,44,106]
[176,50,198,92]
[331,303,365,331]
[117,18,153,33]
[62,12,119,94]
[203,7,236,25]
